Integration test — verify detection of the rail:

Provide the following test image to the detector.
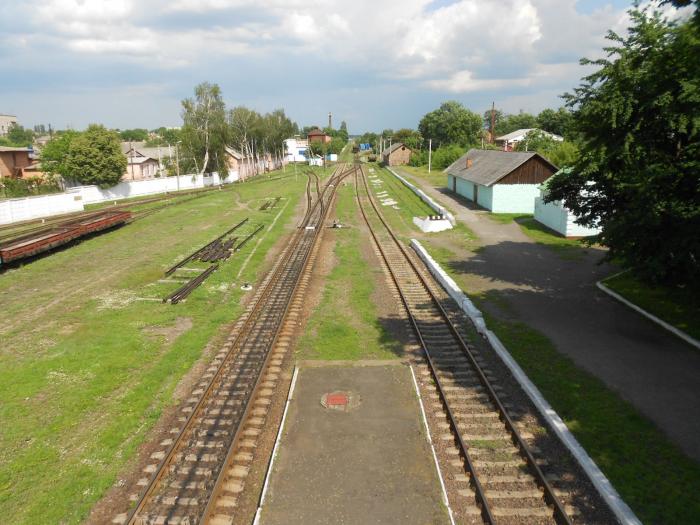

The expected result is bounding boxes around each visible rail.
[354,164,572,525]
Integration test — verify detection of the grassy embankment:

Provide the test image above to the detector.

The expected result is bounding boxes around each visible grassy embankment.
[390,169,700,524]
[0,168,320,524]
[295,178,402,361]
[602,271,700,342]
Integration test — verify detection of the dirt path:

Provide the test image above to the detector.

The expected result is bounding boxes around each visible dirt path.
[396,168,700,463]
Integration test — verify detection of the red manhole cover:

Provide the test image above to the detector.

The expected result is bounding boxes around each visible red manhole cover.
[321,391,360,412]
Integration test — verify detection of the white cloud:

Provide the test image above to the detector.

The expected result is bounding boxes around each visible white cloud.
[3,0,692,129]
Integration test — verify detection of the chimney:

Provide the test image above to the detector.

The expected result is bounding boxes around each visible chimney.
[466,158,473,169]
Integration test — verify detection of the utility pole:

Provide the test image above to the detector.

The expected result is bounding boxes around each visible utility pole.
[129,141,135,180]
[490,101,496,144]
[175,142,181,192]
[428,138,432,173]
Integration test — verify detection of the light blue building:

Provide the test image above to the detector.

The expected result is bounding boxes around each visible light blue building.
[445,149,558,214]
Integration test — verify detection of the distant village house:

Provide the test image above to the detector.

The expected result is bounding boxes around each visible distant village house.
[0,114,18,136]
[446,149,558,213]
[307,129,331,144]
[0,146,32,178]
[495,129,563,151]
[381,142,411,167]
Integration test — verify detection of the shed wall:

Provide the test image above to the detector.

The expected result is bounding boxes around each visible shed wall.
[499,157,556,185]
[534,196,601,237]
[490,184,539,213]
[476,184,493,210]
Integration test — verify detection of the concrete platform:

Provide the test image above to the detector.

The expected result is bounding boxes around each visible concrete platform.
[259,363,449,525]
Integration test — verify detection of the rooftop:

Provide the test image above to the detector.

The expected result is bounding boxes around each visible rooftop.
[445,148,556,186]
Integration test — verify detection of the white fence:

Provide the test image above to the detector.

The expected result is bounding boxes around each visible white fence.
[66,172,235,205]
[0,192,84,225]
[0,172,238,225]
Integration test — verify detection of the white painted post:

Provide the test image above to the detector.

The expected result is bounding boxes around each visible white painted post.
[428,138,432,173]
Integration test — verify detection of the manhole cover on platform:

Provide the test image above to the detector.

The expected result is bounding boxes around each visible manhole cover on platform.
[321,391,360,412]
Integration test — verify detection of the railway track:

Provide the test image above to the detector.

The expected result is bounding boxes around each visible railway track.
[355,164,573,524]
[120,164,353,525]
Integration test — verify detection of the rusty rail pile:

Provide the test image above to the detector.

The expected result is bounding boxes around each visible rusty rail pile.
[164,219,249,277]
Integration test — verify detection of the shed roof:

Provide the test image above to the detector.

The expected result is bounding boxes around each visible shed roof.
[0,146,31,153]
[307,129,327,136]
[127,155,158,165]
[381,142,409,158]
[225,146,244,160]
[445,149,556,187]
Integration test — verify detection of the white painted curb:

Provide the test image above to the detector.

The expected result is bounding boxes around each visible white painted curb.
[252,366,300,525]
[410,239,642,525]
[597,279,699,350]
[387,167,456,226]
[409,365,456,525]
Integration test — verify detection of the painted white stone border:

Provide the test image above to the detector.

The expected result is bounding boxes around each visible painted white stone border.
[410,239,642,525]
[386,167,456,226]
[253,366,300,525]
[409,364,456,525]
[597,274,700,350]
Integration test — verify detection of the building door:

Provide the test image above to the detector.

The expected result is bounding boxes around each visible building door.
[452,176,456,192]
[473,185,478,204]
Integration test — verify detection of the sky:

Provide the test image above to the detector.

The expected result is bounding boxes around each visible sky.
[0,0,688,134]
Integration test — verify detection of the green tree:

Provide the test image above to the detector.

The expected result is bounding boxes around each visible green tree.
[418,101,482,147]
[536,108,574,138]
[2,124,35,147]
[393,128,423,149]
[514,130,579,168]
[339,120,349,141]
[40,130,81,178]
[546,8,700,287]
[119,128,149,142]
[64,125,126,187]
[181,82,228,176]
[498,112,537,135]
[431,145,466,169]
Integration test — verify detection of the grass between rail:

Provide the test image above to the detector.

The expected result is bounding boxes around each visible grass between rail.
[602,271,700,343]
[423,244,700,525]
[295,179,402,361]
[0,169,311,524]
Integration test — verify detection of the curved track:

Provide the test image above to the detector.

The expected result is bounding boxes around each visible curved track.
[355,164,572,525]
[123,164,353,525]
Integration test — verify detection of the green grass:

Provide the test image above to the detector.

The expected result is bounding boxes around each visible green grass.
[603,272,700,342]
[295,181,402,361]
[0,170,308,524]
[488,213,531,225]
[398,165,447,188]
[365,164,434,234]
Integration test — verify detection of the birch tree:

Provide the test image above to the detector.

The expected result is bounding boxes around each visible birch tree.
[181,82,228,176]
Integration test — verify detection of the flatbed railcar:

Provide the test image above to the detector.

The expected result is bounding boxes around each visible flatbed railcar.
[0,210,131,265]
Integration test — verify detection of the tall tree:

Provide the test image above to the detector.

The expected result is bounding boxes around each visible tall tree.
[181,82,228,176]
[546,7,700,287]
[119,128,149,142]
[40,130,80,178]
[536,108,574,138]
[64,125,126,187]
[418,101,482,147]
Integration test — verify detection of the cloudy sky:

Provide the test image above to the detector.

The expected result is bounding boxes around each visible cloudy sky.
[0,0,682,133]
